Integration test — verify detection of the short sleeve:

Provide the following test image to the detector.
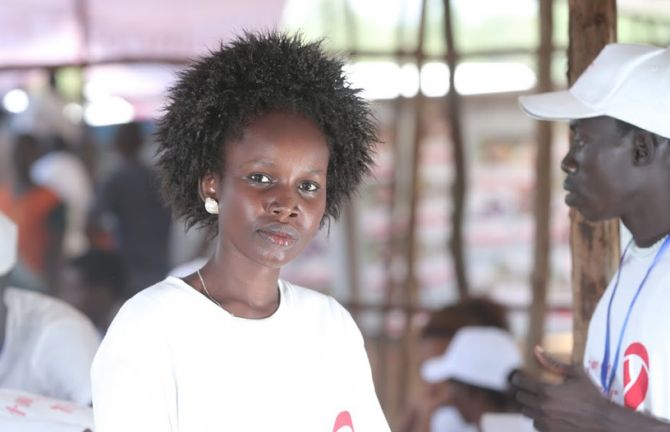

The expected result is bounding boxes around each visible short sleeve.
[91,297,177,432]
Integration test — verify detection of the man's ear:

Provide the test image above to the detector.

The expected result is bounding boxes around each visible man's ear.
[199,172,219,201]
[632,131,656,166]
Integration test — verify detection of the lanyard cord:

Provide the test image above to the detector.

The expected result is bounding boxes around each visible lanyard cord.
[600,235,670,395]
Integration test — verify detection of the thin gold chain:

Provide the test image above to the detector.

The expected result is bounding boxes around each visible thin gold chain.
[197,269,224,309]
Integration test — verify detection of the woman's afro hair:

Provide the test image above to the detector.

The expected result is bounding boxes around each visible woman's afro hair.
[155,31,378,233]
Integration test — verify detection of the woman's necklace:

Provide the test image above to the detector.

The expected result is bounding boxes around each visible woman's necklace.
[196,269,224,310]
[196,270,280,318]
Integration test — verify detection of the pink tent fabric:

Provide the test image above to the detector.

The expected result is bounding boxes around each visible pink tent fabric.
[0,0,286,68]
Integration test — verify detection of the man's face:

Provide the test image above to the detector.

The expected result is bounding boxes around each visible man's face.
[211,111,329,269]
[561,116,639,221]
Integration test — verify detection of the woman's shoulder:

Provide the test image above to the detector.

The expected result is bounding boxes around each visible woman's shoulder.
[96,278,191,358]
[106,277,191,333]
[280,280,353,322]
[281,279,336,305]
[121,277,187,310]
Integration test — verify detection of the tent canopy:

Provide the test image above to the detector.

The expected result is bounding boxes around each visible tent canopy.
[0,0,286,69]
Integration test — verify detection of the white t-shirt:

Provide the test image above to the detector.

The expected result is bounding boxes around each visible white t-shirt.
[584,237,670,419]
[91,276,391,432]
[480,413,535,432]
[430,406,476,432]
[0,288,100,405]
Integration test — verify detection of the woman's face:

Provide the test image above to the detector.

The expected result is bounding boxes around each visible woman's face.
[206,111,329,269]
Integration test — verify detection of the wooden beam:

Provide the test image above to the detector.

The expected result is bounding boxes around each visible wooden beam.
[567,0,620,363]
[443,0,469,298]
[526,0,554,374]
[379,0,414,414]
[398,0,429,418]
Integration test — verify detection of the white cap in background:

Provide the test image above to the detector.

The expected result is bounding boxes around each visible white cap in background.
[421,326,522,392]
[519,43,670,139]
[0,212,18,276]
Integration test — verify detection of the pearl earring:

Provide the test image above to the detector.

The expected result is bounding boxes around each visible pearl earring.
[204,197,219,215]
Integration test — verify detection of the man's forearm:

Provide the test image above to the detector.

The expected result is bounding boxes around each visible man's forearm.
[605,401,670,432]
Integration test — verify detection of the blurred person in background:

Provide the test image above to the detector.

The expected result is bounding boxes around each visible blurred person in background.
[88,121,172,297]
[31,134,94,258]
[421,326,534,432]
[0,211,99,405]
[0,133,65,292]
[57,248,127,336]
[397,297,509,432]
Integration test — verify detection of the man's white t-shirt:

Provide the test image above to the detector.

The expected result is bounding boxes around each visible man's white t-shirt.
[480,412,536,432]
[584,237,670,419]
[0,288,100,405]
[431,406,476,432]
[91,277,391,431]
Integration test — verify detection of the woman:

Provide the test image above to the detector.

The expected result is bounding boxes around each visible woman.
[91,32,390,431]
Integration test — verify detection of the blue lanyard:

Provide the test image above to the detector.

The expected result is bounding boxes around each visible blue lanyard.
[600,235,670,395]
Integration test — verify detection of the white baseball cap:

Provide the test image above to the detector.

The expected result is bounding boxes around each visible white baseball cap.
[519,43,670,139]
[0,211,18,276]
[421,326,521,392]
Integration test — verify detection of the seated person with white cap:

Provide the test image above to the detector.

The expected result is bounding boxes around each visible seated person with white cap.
[0,211,99,406]
[396,297,510,432]
[421,326,535,432]
[512,43,670,431]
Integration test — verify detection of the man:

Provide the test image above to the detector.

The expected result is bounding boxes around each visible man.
[0,211,99,405]
[0,133,65,292]
[396,297,509,432]
[31,134,94,258]
[422,326,534,432]
[512,44,670,430]
[88,121,172,297]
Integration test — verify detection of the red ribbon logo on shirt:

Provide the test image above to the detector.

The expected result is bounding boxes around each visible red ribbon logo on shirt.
[623,342,649,410]
[332,410,355,432]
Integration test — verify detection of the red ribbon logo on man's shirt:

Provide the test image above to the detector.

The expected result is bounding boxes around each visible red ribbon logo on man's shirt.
[623,342,649,410]
[333,410,355,432]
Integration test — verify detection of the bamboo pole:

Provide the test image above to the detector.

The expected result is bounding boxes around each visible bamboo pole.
[525,0,554,373]
[567,0,620,363]
[442,0,469,298]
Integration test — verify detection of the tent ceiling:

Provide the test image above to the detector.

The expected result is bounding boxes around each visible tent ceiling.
[0,0,286,69]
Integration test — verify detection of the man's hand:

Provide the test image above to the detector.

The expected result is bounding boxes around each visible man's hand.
[512,346,670,432]
[511,346,613,432]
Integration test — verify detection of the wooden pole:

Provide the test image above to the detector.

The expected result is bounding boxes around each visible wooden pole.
[405,0,428,315]
[443,0,469,298]
[399,0,429,415]
[379,2,413,415]
[526,0,554,373]
[341,0,361,323]
[567,0,620,363]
